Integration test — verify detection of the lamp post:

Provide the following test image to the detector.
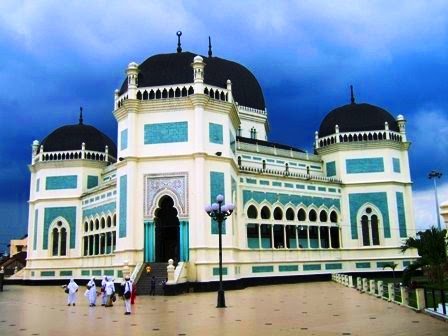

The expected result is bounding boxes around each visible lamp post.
[205,194,234,308]
[428,170,442,230]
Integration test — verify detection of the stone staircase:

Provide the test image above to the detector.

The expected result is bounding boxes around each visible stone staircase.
[136,262,168,295]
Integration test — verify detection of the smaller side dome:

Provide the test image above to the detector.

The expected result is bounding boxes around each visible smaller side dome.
[319,102,399,138]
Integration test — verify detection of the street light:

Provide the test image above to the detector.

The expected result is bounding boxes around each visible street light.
[428,170,443,230]
[205,194,234,308]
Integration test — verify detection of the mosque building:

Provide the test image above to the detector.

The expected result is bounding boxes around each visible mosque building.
[23,34,418,288]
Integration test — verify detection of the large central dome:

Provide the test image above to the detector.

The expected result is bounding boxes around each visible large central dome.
[119,51,265,110]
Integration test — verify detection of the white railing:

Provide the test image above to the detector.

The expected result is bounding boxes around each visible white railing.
[239,165,341,183]
[237,140,320,162]
[316,130,403,149]
[238,105,267,116]
[34,149,115,163]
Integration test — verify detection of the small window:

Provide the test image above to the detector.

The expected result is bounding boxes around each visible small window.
[247,205,258,219]
[309,209,317,222]
[319,210,328,222]
[286,208,295,221]
[330,211,338,223]
[260,206,271,220]
[273,207,283,220]
[297,209,306,221]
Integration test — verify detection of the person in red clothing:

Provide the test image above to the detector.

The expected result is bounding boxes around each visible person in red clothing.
[130,278,137,304]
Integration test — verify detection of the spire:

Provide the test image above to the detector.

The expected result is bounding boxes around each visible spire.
[176,31,182,53]
[208,36,212,57]
[79,106,83,125]
[350,85,355,104]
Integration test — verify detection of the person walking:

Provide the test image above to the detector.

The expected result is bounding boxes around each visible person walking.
[101,276,107,306]
[87,277,97,307]
[149,276,156,296]
[122,275,132,315]
[105,277,115,307]
[130,278,137,304]
[66,278,79,306]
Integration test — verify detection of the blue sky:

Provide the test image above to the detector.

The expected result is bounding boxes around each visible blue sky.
[1,0,447,251]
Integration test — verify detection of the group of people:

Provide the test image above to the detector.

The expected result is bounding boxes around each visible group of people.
[63,275,134,315]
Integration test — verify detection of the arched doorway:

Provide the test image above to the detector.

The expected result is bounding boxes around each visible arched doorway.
[154,196,180,263]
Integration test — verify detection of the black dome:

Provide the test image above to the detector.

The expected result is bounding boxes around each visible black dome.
[319,103,399,138]
[119,52,265,110]
[40,123,117,158]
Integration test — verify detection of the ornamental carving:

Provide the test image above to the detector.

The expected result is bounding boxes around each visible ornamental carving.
[144,173,188,219]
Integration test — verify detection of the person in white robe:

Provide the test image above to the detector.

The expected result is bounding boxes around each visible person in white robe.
[66,278,79,306]
[101,276,107,306]
[87,277,97,307]
[105,277,115,307]
[122,275,132,315]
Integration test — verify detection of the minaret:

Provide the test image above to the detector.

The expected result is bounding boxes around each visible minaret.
[192,55,205,93]
[396,114,407,142]
[126,62,139,99]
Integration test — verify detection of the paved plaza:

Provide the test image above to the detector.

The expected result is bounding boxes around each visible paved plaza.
[0,281,446,335]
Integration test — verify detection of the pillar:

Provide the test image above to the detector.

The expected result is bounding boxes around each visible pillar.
[416,288,426,310]
[377,281,383,297]
[362,278,368,292]
[400,286,409,306]
[369,280,376,295]
[388,283,394,301]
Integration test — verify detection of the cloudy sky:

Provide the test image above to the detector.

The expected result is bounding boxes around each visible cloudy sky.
[0,0,447,251]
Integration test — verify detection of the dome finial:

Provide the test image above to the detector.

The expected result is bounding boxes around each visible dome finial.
[79,106,83,125]
[208,36,212,57]
[350,85,355,104]
[176,31,182,53]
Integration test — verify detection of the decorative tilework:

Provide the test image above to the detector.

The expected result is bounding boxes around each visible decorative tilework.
[307,186,316,191]
[393,158,401,173]
[43,206,76,249]
[296,184,305,189]
[46,175,77,190]
[346,158,384,174]
[144,173,188,218]
[144,221,155,262]
[242,190,341,210]
[303,264,321,271]
[82,202,116,219]
[396,192,407,237]
[60,270,72,276]
[209,123,223,144]
[41,271,55,276]
[246,178,256,184]
[279,265,298,272]
[210,171,226,234]
[377,261,394,268]
[285,183,294,188]
[119,175,127,238]
[81,270,90,276]
[318,187,326,192]
[180,220,190,261]
[120,129,128,150]
[348,192,390,239]
[104,270,114,276]
[325,263,342,270]
[36,178,40,192]
[272,182,282,187]
[328,188,337,193]
[260,180,269,186]
[92,270,102,276]
[326,161,336,177]
[144,121,188,144]
[33,209,38,250]
[242,155,251,159]
[252,266,274,273]
[213,267,228,276]
[356,262,371,269]
[87,175,99,189]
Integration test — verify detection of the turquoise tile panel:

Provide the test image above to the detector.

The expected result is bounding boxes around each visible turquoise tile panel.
[210,171,226,234]
[82,202,116,218]
[396,192,407,237]
[279,265,299,272]
[246,178,257,184]
[329,188,337,193]
[209,123,223,144]
[285,183,294,188]
[252,266,274,273]
[356,262,371,269]
[33,209,38,250]
[92,270,102,276]
[253,156,262,161]
[117,270,123,278]
[144,121,188,144]
[60,270,72,276]
[272,182,282,187]
[346,157,384,174]
[213,267,228,276]
[307,186,316,191]
[46,175,77,190]
[120,129,128,150]
[104,270,114,276]
[348,192,390,239]
[259,180,269,186]
[43,206,76,249]
[296,184,305,189]
[377,261,395,268]
[393,158,401,173]
[318,187,326,192]
[303,264,321,271]
[119,175,127,238]
[81,270,90,276]
[87,175,98,189]
[41,271,55,277]
[326,161,336,177]
[267,159,275,163]
[325,263,342,270]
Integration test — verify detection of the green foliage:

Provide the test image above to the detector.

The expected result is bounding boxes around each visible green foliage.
[401,227,448,288]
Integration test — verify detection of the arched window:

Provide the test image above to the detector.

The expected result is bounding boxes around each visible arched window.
[101,218,105,229]
[107,216,112,228]
[330,211,338,223]
[247,205,258,219]
[51,220,68,257]
[95,219,99,230]
[90,220,94,231]
[260,206,271,219]
[309,209,317,222]
[84,221,88,232]
[273,207,283,220]
[286,208,295,221]
[360,207,380,246]
[297,208,306,221]
[319,210,328,222]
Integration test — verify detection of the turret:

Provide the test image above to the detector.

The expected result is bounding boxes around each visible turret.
[126,62,139,99]
[396,114,407,142]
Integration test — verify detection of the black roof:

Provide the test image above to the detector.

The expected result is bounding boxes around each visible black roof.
[319,102,399,137]
[237,136,305,153]
[40,123,117,158]
[119,52,266,110]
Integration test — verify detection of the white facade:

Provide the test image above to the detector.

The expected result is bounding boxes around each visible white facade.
[24,51,418,284]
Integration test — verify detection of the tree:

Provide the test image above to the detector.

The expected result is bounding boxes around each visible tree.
[401,227,448,288]
[382,263,398,286]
